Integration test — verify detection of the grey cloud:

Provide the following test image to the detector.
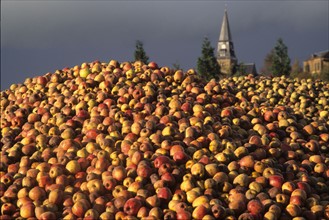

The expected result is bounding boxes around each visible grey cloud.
[1,1,328,89]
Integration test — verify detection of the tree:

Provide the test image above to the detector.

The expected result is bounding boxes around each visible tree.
[290,59,303,78]
[197,37,221,80]
[271,38,291,76]
[261,50,274,76]
[134,40,149,64]
[172,61,181,71]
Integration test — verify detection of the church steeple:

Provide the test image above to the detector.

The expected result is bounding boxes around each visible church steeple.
[217,9,237,74]
[219,10,232,43]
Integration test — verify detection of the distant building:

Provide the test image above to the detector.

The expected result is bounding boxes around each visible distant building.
[217,10,237,75]
[240,63,258,76]
[303,50,329,74]
[217,10,257,75]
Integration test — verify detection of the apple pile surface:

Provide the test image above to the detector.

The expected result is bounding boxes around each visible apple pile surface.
[1,60,329,220]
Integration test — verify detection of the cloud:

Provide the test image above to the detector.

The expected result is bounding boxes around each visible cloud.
[3,1,327,49]
[1,1,328,89]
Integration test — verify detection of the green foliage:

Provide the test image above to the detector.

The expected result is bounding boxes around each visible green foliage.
[261,50,274,76]
[172,61,181,71]
[197,37,221,80]
[134,40,149,64]
[290,59,303,78]
[271,38,291,76]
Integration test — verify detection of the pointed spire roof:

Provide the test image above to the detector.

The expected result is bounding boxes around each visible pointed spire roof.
[219,10,232,42]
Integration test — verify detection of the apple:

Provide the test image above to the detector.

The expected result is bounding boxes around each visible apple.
[285,203,302,217]
[1,203,16,215]
[239,155,255,169]
[48,188,64,205]
[123,198,142,216]
[281,181,296,195]
[72,199,90,217]
[192,204,209,219]
[263,110,276,122]
[39,211,57,220]
[146,195,160,208]
[136,163,153,178]
[135,206,148,218]
[158,163,173,176]
[157,187,173,204]
[291,189,307,201]
[263,211,277,220]
[228,200,246,216]
[161,172,176,187]
[112,166,127,182]
[154,155,171,168]
[247,199,264,215]
[84,209,99,219]
[149,207,163,219]
[79,67,91,78]
[275,193,290,207]
[173,151,189,164]
[268,175,284,188]
[176,209,192,220]
[20,202,35,218]
[148,62,158,70]
[289,195,304,207]
[296,181,311,196]
[28,186,46,201]
[65,160,81,175]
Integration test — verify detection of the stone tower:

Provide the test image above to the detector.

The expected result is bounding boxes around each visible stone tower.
[217,9,237,75]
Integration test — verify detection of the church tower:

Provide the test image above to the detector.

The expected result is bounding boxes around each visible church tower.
[217,9,237,75]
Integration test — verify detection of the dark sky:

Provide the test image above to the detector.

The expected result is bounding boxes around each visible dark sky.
[1,0,328,90]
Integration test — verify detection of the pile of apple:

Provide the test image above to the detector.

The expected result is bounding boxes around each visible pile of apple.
[1,60,329,220]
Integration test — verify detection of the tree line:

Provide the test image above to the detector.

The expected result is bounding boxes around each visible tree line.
[133,39,329,81]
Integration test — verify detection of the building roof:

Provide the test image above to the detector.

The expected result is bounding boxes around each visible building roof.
[219,10,233,42]
[311,50,329,59]
[241,63,258,75]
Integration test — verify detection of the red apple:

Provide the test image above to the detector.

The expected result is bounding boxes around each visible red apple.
[247,199,264,215]
[153,155,171,169]
[123,198,142,216]
[289,195,304,207]
[173,151,189,164]
[211,204,226,219]
[39,211,57,220]
[176,209,192,220]
[148,62,159,70]
[263,110,276,122]
[36,76,48,86]
[192,204,209,219]
[268,175,284,188]
[157,187,173,204]
[137,164,153,178]
[296,181,311,196]
[158,163,173,176]
[239,155,255,168]
[161,172,176,188]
